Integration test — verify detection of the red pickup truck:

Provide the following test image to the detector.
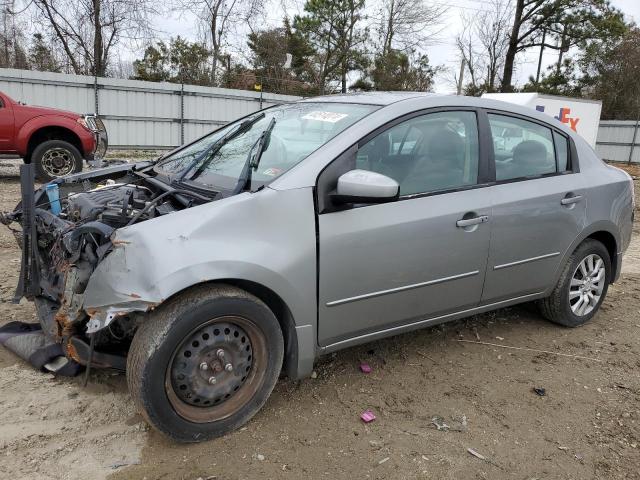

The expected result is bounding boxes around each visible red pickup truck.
[0,91,107,181]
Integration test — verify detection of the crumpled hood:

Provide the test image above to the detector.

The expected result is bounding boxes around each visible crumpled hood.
[83,189,264,308]
[80,185,317,336]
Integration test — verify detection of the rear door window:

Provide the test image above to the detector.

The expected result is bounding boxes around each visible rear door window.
[488,114,556,181]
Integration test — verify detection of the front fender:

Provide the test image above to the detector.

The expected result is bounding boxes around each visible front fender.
[84,242,308,316]
[82,187,318,376]
[16,115,94,155]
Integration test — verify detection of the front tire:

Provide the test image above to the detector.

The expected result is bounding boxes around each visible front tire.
[127,284,284,442]
[540,239,611,327]
[32,140,83,181]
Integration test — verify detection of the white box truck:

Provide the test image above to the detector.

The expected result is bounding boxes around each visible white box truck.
[481,93,602,147]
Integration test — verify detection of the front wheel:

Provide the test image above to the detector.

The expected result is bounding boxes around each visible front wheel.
[32,139,83,181]
[539,239,611,327]
[127,284,284,442]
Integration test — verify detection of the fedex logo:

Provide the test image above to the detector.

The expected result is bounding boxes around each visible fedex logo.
[536,105,580,132]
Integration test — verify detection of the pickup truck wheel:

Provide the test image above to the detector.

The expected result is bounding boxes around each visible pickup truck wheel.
[32,140,83,181]
[126,284,284,443]
[539,239,611,327]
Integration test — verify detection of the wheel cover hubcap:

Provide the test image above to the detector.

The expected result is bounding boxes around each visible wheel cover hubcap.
[41,148,74,177]
[569,253,605,316]
[165,316,267,423]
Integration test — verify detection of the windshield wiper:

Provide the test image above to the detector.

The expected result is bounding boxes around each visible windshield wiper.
[178,112,266,182]
[233,117,276,194]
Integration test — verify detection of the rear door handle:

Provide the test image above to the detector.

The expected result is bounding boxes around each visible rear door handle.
[456,215,489,228]
[561,194,583,206]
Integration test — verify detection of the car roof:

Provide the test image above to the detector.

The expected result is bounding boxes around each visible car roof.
[272,92,584,191]
[298,91,443,106]
[297,92,577,137]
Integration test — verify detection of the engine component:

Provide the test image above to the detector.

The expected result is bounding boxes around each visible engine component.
[66,184,151,226]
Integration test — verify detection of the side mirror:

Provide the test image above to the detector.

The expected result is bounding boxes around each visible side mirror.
[332,169,400,205]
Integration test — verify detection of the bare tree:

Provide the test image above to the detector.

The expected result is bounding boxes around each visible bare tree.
[455,15,480,92]
[376,0,445,56]
[478,0,512,91]
[1,1,13,67]
[1,0,29,69]
[32,0,156,76]
[455,0,512,94]
[179,0,264,86]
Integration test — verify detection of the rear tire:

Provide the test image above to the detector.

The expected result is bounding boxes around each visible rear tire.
[32,140,83,181]
[127,284,284,443]
[539,239,611,327]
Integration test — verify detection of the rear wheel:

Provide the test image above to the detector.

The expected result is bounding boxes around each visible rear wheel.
[539,239,611,327]
[32,140,83,181]
[127,284,284,442]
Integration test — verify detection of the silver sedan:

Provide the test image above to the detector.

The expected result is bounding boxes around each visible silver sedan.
[8,92,634,442]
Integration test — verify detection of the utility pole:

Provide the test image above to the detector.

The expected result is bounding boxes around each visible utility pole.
[556,25,568,75]
[535,27,547,85]
[629,100,640,165]
[457,58,465,95]
[180,82,184,145]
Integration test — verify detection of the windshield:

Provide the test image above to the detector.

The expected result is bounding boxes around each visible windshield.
[155,102,379,192]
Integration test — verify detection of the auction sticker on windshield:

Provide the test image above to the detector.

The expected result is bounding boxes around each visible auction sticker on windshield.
[262,168,283,176]
[302,111,349,123]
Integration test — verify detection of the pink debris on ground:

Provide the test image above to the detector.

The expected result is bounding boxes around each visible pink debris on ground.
[360,410,376,423]
[359,363,372,374]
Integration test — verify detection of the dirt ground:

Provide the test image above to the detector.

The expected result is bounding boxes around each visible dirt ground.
[0,160,639,480]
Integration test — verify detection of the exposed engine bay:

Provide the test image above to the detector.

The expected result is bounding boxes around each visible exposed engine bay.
[67,182,157,226]
[0,162,215,374]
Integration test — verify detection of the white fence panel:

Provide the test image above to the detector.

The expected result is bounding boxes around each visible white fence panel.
[5,69,636,160]
[0,68,300,150]
[596,120,640,163]
[0,70,96,113]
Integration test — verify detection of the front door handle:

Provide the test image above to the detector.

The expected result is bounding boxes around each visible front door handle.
[561,194,583,206]
[456,215,489,228]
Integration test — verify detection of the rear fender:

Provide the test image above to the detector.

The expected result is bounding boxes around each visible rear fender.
[547,221,621,294]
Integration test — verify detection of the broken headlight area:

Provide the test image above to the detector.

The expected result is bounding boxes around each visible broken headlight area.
[0,162,215,375]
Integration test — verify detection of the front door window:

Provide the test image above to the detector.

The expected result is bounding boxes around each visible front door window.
[355,111,480,196]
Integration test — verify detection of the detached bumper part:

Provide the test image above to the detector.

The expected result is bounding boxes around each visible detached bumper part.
[0,321,81,376]
[32,296,128,372]
[66,336,126,371]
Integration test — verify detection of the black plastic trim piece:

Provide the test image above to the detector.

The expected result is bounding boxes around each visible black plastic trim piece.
[14,163,40,302]
[67,336,127,370]
[329,192,400,205]
[477,109,495,182]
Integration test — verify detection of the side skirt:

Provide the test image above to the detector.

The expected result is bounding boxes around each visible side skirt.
[319,291,545,355]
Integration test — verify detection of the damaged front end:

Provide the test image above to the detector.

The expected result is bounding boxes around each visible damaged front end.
[1,162,214,374]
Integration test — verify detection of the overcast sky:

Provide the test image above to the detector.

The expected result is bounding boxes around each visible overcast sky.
[151,0,640,93]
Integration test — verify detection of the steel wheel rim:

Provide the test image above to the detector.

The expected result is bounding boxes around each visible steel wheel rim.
[165,315,267,424]
[41,147,75,177]
[569,253,605,316]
